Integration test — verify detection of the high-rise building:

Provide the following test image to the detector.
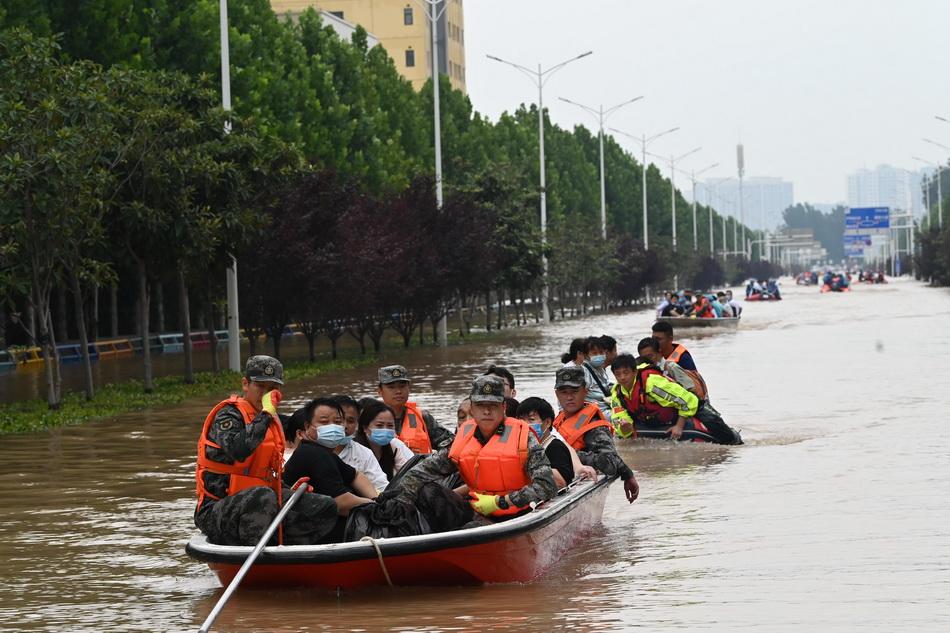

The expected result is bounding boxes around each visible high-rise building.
[696,176,794,231]
[846,165,925,215]
[271,1,466,93]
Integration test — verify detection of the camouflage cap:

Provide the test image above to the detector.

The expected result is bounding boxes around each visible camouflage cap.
[245,355,284,385]
[469,375,506,404]
[378,365,411,385]
[555,366,586,389]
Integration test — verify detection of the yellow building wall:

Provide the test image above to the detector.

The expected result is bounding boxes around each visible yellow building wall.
[270,0,466,93]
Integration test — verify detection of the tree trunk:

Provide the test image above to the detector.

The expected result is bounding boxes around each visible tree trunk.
[55,285,68,342]
[485,291,492,332]
[207,301,220,375]
[26,300,37,346]
[69,271,95,400]
[346,324,367,355]
[269,326,283,360]
[110,284,119,338]
[136,261,153,392]
[418,319,425,346]
[306,332,317,362]
[0,302,5,347]
[496,287,504,330]
[179,269,194,384]
[154,281,165,333]
[32,280,61,408]
[90,283,99,341]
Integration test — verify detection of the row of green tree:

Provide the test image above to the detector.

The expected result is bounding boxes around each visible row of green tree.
[1,2,758,410]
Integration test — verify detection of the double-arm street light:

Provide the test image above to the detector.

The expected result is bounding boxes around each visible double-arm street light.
[650,147,702,252]
[677,163,720,251]
[487,50,593,324]
[913,154,943,229]
[559,96,644,239]
[704,176,732,255]
[610,126,679,249]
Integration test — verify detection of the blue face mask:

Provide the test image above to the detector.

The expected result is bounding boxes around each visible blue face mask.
[530,422,544,438]
[589,354,607,368]
[316,424,346,448]
[338,434,354,447]
[369,428,397,446]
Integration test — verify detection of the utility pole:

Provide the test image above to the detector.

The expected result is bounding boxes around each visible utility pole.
[220,0,240,372]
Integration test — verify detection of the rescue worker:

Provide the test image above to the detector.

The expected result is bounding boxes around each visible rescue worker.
[694,294,715,318]
[552,367,640,503]
[629,347,742,445]
[516,397,597,488]
[607,353,699,440]
[483,364,517,399]
[636,336,699,397]
[651,320,709,399]
[194,355,338,546]
[376,365,453,454]
[395,375,558,522]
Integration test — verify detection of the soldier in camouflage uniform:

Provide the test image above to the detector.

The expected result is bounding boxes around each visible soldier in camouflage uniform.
[552,366,641,503]
[194,356,338,545]
[376,365,454,453]
[395,375,558,523]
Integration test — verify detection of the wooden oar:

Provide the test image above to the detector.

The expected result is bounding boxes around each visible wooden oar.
[198,482,309,633]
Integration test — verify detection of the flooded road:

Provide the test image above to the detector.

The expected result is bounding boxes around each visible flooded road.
[1,279,949,632]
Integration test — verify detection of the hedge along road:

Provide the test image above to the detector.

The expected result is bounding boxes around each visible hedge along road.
[0,279,948,632]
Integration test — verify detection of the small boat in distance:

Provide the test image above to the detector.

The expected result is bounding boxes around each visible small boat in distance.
[186,475,613,590]
[654,316,740,330]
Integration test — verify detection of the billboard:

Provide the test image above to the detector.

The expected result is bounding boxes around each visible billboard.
[845,207,890,234]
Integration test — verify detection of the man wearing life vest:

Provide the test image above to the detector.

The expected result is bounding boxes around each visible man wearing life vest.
[552,366,640,503]
[194,355,338,545]
[651,320,709,400]
[608,353,699,440]
[395,375,558,522]
[376,365,453,454]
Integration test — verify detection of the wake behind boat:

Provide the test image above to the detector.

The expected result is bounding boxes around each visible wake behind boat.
[186,475,613,590]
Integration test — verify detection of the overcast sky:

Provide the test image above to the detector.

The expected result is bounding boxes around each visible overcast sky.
[464,0,949,203]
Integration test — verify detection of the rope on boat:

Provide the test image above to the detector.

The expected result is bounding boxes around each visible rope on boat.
[360,536,393,587]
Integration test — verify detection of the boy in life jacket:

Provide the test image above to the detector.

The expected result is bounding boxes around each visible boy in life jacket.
[394,375,558,523]
[194,356,338,546]
[552,367,640,503]
[607,353,699,440]
[376,365,454,454]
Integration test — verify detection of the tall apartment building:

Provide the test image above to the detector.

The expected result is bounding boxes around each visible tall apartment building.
[271,1,466,93]
[846,165,924,215]
[696,176,794,231]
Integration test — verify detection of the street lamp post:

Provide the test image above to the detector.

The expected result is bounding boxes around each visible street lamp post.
[412,0,450,344]
[611,127,679,250]
[487,51,593,324]
[920,139,948,229]
[647,147,701,289]
[677,163,719,250]
[559,96,644,239]
[219,0,240,372]
[705,177,731,256]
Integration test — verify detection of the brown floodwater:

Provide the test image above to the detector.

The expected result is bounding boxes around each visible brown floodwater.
[1,279,949,632]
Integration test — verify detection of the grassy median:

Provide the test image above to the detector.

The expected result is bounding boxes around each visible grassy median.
[0,356,376,435]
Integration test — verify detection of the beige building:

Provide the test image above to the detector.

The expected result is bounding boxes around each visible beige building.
[271,1,467,93]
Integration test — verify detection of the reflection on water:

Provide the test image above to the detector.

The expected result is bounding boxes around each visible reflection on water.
[1,279,950,631]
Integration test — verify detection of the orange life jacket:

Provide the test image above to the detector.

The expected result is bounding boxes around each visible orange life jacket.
[398,401,433,454]
[665,343,709,400]
[448,417,531,517]
[553,402,613,450]
[195,396,285,509]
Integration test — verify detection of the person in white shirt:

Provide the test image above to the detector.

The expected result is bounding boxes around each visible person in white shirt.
[355,399,415,483]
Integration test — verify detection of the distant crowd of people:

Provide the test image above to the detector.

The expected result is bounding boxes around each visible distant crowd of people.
[655,289,743,319]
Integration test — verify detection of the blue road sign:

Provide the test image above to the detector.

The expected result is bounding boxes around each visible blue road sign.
[846,207,890,231]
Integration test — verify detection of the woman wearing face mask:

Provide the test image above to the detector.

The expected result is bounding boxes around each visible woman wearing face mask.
[355,400,415,481]
[581,336,615,418]
[284,398,378,511]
